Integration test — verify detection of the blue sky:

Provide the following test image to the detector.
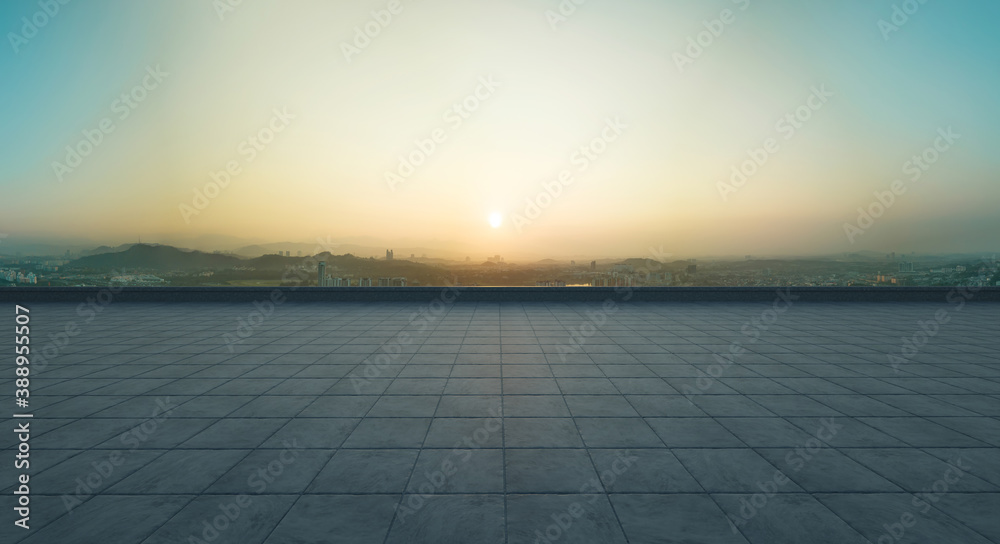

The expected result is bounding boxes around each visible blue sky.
[1,0,998,258]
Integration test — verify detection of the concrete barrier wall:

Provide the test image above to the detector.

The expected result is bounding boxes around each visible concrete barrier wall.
[1,286,998,303]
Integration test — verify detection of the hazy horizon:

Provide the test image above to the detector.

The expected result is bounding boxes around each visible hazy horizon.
[2,233,997,265]
[3,0,999,259]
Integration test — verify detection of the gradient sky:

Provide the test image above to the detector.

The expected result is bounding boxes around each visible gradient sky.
[1,0,998,259]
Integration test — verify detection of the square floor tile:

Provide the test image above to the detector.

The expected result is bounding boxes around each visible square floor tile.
[107,449,249,493]
[407,449,503,493]
[505,418,584,448]
[181,419,288,448]
[264,495,398,544]
[434,395,502,417]
[816,493,994,544]
[503,396,570,417]
[589,449,703,493]
[367,396,440,417]
[611,494,749,544]
[715,493,869,544]
[564,395,639,417]
[507,494,627,544]
[646,418,744,448]
[341,418,431,448]
[672,449,803,493]
[386,495,505,544]
[506,449,600,493]
[307,449,418,493]
[575,418,664,448]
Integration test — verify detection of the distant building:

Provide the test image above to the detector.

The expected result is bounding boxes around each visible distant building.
[898,262,914,273]
[391,277,407,287]
[318,261,327,286]
[536,280,566,287]
[386,250,394,260]
[590,275,634,287]
[359,278,373,287]
[285,251,290,257]
[590,260,596,271]
[378,277,391,287]
[686,264,698,274]
[109,274,164,286]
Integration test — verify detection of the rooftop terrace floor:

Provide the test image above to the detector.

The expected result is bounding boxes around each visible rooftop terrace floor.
[3,301,999,543]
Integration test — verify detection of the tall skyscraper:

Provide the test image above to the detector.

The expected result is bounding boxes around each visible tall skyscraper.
[318,261,326,287]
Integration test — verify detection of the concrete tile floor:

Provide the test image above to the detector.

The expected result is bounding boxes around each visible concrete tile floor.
[1,301,998,543]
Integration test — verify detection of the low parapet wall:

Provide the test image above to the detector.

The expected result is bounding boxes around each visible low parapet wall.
[1,286,998,303]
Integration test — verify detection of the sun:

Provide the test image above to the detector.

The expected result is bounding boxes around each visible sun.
[488,212,503,229]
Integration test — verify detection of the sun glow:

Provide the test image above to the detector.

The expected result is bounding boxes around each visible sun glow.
[489,212,503,229]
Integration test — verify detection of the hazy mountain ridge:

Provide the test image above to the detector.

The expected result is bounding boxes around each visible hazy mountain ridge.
[66,244,243,271]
